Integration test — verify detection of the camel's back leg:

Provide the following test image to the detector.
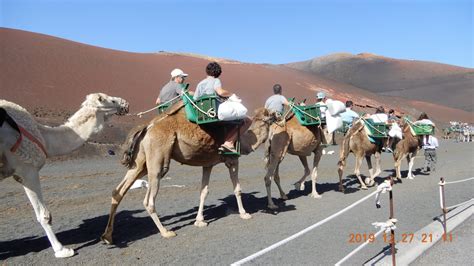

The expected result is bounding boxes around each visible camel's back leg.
[101,151,147,244]
[310,146,323,198]
[194,166,212,227]
[406,152,416,179]
[294,155,310,191]
[142,150,176,238]
[225,158,251,219]
[16,169,74,258]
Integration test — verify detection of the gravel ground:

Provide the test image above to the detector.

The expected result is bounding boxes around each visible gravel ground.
[0,139,472,265]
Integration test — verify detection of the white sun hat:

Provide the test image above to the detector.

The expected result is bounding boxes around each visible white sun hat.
[170,68,188,77]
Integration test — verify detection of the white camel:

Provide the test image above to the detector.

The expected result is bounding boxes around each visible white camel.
[0,93,129,258]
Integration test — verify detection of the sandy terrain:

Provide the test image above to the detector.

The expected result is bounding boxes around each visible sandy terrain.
[1,139,472,265]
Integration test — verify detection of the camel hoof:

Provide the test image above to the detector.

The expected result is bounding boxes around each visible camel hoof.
[194,220,208,227]
[240,213,252,219]
[268,203,279,210]
[339,186,345,192]
[100,234,113,245]
[407,176,414,180]
[161,230,177,238]
[55,247,75,258]
[294,182,305,191]
[311,193,322,199]
[281,194,289,200]
[361,186,368,190]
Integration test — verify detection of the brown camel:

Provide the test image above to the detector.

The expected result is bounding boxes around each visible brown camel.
[337,119,384,191]
[393,120,421,181]
[263,113,328,209]
[101,106,275,244]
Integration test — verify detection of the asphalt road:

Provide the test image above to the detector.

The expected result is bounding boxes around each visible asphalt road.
[0,139,472,265]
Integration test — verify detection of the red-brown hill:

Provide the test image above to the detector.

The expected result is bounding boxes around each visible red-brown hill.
[285,53,474,112]
[1,28,472,131]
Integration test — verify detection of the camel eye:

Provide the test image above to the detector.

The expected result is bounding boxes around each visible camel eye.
[98,96,103,102]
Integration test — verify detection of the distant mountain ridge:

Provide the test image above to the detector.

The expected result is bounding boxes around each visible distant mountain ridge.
[285,53,474,112]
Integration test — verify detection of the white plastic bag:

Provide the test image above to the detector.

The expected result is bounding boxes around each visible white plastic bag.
[218,94,248,121]
[326,99,346,116]
[326,110,343,134]
[389,123,403,139]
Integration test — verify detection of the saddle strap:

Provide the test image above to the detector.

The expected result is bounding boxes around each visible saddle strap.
[11,125,48,156]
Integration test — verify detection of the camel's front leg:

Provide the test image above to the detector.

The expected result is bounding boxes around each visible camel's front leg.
[273,164,288,200]
[18,170,74,258]
[226,159,251,219]
[407,153,416,179]
[294,155,310,191]
[365,155,376,187]
[263,157,279,209]
[310,147,323,198]
[355,155,368,190]
[195,166,212,227]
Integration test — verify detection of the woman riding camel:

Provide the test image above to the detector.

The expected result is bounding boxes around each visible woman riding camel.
[194,62,251,153]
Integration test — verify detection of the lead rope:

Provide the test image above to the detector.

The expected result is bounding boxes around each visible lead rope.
[126,95,182,118]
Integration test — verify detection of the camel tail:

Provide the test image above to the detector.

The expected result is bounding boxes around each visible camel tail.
[121,125,148,169]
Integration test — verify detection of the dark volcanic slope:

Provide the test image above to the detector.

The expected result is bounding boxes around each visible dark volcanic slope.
[285,53,474,112]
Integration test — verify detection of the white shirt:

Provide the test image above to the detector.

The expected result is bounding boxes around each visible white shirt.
[370,113,388,123]
[422,135,439,150]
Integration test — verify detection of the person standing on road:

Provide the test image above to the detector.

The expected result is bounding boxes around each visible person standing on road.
[422,134,439,173]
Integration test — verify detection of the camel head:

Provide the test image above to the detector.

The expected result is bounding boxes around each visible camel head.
[81,93,129,118]
[241,108,278,153]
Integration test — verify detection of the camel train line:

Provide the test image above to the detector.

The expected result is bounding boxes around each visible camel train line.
[1,90,434,258]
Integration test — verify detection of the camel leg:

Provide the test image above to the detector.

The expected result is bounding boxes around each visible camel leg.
[407,153,416,179]
[355,156,368,190]
[17,170,74,258]
[337,162,345,193]
[264,157,279,209]
[365,155,375,187]
[294,155,310,191]
[373,152,382,178]
[226,159,251,219]
[310,148,323,199]
[273,164,288,200]
[143,155,176,238]
[101,158,147,244]
[194,166,212,227]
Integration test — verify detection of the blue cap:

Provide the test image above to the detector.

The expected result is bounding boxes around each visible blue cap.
[317,92,326,99]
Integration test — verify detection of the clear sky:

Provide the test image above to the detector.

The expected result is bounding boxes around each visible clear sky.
[1,0,472,67]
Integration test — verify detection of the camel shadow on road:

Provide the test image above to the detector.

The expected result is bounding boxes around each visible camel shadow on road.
[0,191,298,259]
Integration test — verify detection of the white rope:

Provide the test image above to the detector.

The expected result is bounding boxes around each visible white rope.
[444,177,474,185]
[182,92,217,118]
[131,95,181,118]
[231,189,379,266]
[445,198,474,210]
[375,180,392,208]
[335,228,386,266]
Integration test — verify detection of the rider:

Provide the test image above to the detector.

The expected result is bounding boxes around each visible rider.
[156,68,188,105]
[194,62,251,153]
[264,84,289,115]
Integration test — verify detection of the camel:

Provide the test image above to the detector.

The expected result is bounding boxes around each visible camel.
[393,120,422,181]
[0,93,129,258]
[337,119,384,191]
[101,106,276,244]
[262,113,327,209]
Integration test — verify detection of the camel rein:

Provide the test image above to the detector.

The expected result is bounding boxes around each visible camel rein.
[127,95,181,118]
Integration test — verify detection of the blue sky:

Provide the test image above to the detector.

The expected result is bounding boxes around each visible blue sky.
[1,0,472,67]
